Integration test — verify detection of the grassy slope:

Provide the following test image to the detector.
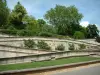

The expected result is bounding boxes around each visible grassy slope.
[0,56,100,71]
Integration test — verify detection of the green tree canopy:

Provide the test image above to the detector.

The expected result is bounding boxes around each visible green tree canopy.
[86,24,99,38]
[44,5,83,35]
[0,0,9,28]
[79,26,87,38]
[24,15,39,31]
[22,15,40,36]
[37,19,46,26]
[10,2,27,29]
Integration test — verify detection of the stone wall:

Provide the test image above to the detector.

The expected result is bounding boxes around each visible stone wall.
[0,37,95,51]
[0,37,99,59]
[0,45,53,58]
[0,50,29,58]
[0,51,100,65]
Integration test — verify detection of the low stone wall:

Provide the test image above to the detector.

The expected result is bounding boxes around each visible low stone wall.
[0,50,30,58]
[0,51,100,65]
[0,45,53,58]
[0,37,99,60]
[0,37,95,51]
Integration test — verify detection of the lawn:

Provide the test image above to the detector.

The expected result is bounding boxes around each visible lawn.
[0,56,100,71]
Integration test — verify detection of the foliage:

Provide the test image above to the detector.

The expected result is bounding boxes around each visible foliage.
[10,2,27,29]
[0,26,17,35]
[73,31,85,39]
[0,0,10,28]
[6,26,17,35]
[37,19,46,26]
[37,19,57,35]
[0,1,99,39]
[24,39,36,49]
[0,30,17,35]
[37,41,51,50]
[17,30,27,36]
[38,32,53,37]
[44,5,83,36]
[42,25,57,34]
[69,43,74,50]
[79,44,86,50]
[86,24,99,38]
[55,44,65,51]
[23,15,40,34]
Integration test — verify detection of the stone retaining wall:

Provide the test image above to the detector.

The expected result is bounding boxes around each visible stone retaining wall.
[0,51,100,65]
[0,37,96,51]
[0,45,52,58]
[0,37,99,62]
[0,50,30,58]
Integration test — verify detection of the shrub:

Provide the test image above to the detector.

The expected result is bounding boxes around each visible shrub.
[79,44,86,50]
[37,41,51,50]
[4,30,17,35]
[69,44,74,50]
[38,32,53,37]
[73,31,85,39]
[55,44,65,51]
[17,30,26,36]
[24,39,36,49]
[1,26,17,35]
[17,30,37,36]
[96,37,100,43]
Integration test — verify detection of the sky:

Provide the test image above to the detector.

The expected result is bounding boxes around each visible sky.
[6,0,100,30]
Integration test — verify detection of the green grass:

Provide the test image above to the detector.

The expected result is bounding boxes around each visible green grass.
[0,56,100,71]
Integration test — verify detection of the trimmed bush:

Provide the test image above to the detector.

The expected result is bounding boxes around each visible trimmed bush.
[79,44,86,50]
[24,39,36,49]
[69,44,74,50]
[37,41,51,50]
[55,44,65,51]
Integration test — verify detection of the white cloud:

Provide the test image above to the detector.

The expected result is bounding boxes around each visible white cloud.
[80,21,89,27]
[95,24,100,32]
[80,21,100,35]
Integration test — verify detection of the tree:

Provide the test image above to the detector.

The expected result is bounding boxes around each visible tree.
[37,19,56,36]
[0,0,9,28]
[86,24,99,38]
[80,26,87,38]
[44,5,83,36]
[37,19,46,31]
[10,2,27,29]
[37,19,46,26]
[23,15,40,36]
[73,31,85,39]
